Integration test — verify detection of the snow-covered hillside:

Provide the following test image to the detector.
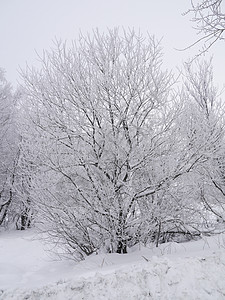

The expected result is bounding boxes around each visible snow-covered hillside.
[1,229,225,299]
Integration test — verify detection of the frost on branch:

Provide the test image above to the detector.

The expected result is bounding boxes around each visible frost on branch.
[186,0,225,54]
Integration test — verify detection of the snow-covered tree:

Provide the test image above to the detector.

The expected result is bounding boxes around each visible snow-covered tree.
[187,0,225,52]
[21,30,183,258]
[0,70,19,227]
[176,59,225,231]
[22,29,225,260]
[0,71,32,230]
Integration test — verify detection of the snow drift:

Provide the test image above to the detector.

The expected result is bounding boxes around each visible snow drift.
[1,229,225,299]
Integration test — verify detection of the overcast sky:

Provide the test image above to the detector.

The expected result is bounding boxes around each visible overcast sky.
[0,0,224,88]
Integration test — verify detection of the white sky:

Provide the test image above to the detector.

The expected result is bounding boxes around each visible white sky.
[0,0,224,88]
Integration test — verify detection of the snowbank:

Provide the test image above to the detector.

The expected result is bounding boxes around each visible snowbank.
[1,229,225,299]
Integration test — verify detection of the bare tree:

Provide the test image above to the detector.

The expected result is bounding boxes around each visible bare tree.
[22,29,188,259]
[187,0,225,53]
[179,59,225,229]
[22,29,224,260]
[0,70,19,227]
[0,72,32,230]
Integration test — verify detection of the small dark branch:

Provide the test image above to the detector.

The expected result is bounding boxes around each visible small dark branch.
[142,256,150,262]
[156,221,161,248]
[211,179,225,197]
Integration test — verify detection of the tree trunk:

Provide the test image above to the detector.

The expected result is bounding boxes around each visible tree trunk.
[116,209,128,254]
[19,199,32,230]
[116,239,127,254]
[0,188,13,226]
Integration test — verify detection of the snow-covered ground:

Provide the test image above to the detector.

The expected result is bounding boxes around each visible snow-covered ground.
[1,229,225,299]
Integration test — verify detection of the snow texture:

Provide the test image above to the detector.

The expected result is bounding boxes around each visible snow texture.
[1,229,225,299]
